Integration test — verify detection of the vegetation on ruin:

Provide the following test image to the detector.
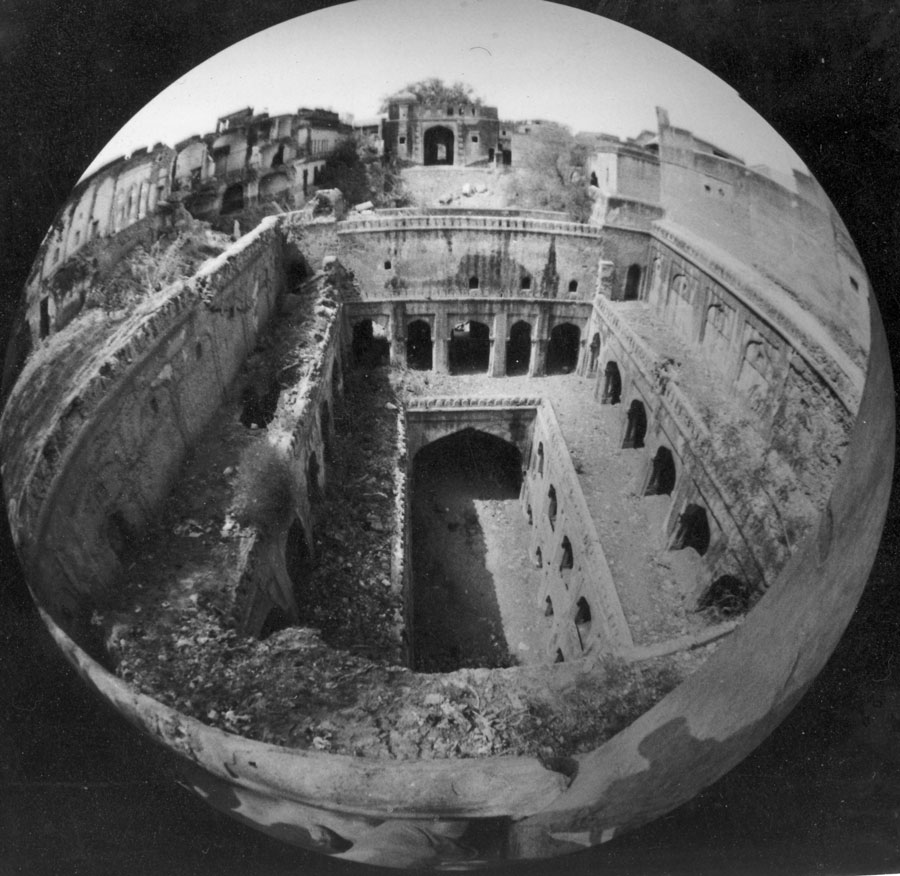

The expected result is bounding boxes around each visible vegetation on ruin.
[317,135,410,208]
[379,78,483,111]
[504,123,593,223]
[82,223,229,313]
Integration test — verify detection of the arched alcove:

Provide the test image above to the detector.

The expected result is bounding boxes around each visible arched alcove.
[351,319,390,369]
[645,446,677,495]
[602,361,622,404]
[449,320,490,374]
[559,536,574,570]
[623,399,648,448]
[671,503,711,556]
[546,323,580,375]
[424,126,455,165]
[624,264,642,300]
[506,320,532,376]
[406,319,433,370]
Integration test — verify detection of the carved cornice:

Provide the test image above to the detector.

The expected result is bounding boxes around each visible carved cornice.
[337,214,604,239]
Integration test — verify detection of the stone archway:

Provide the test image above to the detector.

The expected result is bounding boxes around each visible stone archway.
[624,264,642,300]
[506,321,532,376]
[645,446,676,495]
[449,320,490,374]
[602,361,622,404]
[546,323,580,375]
[406,319,433,370]
[670,503,711,556]
[623,399,648,449]
[352,319,390,369]
[424,126,455,166]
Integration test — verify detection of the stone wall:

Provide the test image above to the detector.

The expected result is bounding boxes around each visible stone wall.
[337,213,604,302]
[1,217,288,626]
[656,136,868,354]
[522,402,634,660]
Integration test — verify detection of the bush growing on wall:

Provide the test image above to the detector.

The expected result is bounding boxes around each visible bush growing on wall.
[231,440,294,535]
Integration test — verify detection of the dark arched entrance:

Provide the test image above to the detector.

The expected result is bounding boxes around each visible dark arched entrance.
[602,361,622,404]
[506,320,532,375]
[623,399,648,448]
[670,503,711,556]
[351,319,390,369]
[424,125,455,165]
[645,446,676,495]
[222,183,244,214]
[624,264,642,300]
[449,320,490,374]
[410,429,524,672]
[546,323,580,374]
[406,319,433,370]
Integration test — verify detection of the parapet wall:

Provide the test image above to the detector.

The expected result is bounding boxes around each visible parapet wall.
[1,216,288,625]
[337,213,603,301]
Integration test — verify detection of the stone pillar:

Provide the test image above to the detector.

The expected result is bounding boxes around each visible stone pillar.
[389,302,406,366]
[490,311,508,377]
[530,309,549,377]
[433,308,449,374]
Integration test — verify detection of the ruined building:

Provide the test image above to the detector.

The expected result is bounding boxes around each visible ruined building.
[0,100,888,869]
[382,90,509,166]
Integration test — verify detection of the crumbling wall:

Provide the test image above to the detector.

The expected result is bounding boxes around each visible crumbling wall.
[1,216,288,628]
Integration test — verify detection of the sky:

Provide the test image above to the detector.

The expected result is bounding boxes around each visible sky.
[81,0,807,181]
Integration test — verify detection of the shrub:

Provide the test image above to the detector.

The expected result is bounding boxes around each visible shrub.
[231,441,294,535]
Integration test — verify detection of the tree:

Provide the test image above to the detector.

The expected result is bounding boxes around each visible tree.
[379,78,482,112]
[505,123,592,222]
[316,135,409,208]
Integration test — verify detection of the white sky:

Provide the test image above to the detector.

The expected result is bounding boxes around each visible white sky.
[82,0,807,180]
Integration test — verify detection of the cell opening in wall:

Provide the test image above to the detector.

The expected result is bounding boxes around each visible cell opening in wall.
[351,319,390,369]
[406,319,433,370]
[645,446,676,495]
[602,361,622,404]
[546,323,580,375]
[624,264,642,301]
[449,320,490,374]
[623,399,648,449]
[559,536,574,570]
[670,503,711,556]
[506,320,532,376]
[547,485,557,529]
[574,597,592,649]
